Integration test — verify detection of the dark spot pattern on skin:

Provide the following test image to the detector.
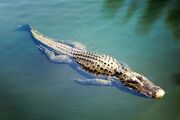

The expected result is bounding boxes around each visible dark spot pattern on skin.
[71,49,163,99]
[127,80,138,84]
[114,71,122,77]
[72,51,120,76]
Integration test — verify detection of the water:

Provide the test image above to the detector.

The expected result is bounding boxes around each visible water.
[0,0,180,120]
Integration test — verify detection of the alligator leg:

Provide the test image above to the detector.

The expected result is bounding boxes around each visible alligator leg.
[74,78,112,86]
[63,41,86,51]
[44,48,72,63]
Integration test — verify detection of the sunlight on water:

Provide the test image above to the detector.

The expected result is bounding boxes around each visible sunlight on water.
[0,0,180,120]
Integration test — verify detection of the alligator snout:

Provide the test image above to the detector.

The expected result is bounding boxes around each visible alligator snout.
[154,89,165,99]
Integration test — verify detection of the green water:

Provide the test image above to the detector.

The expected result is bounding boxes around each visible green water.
[0,0,180,120]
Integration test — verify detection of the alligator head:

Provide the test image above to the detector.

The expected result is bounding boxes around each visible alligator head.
[114,71,165,99]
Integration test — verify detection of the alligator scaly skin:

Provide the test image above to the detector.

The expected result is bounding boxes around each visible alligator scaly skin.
[72,51,124,77]
[28,27,165,99]
[31,29,127,77]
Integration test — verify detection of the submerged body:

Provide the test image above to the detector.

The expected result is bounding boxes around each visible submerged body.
[17,24,165,99]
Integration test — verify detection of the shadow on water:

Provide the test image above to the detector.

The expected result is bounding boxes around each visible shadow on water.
[138,0,169,32]
[174,73,180,119]
[123,0,138,23]
[166,2,180,40]
[102,0,180,40]
[102,0,125,18]
[174,73,180,85]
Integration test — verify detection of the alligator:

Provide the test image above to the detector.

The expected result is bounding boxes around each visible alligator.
[16,24,165,99]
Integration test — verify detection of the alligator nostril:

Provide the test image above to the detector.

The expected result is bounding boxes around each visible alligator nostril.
[155,89,165,99]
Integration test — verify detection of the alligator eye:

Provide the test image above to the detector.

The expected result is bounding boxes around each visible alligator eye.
[127,80,138,84]
[136,76,142,80]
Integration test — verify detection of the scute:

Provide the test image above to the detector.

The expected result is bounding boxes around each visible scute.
[73,51,120,76]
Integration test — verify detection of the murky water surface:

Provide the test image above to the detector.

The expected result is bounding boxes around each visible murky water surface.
[0,0,180,120]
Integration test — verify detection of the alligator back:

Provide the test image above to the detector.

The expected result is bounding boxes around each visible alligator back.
[71,51,121,76]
